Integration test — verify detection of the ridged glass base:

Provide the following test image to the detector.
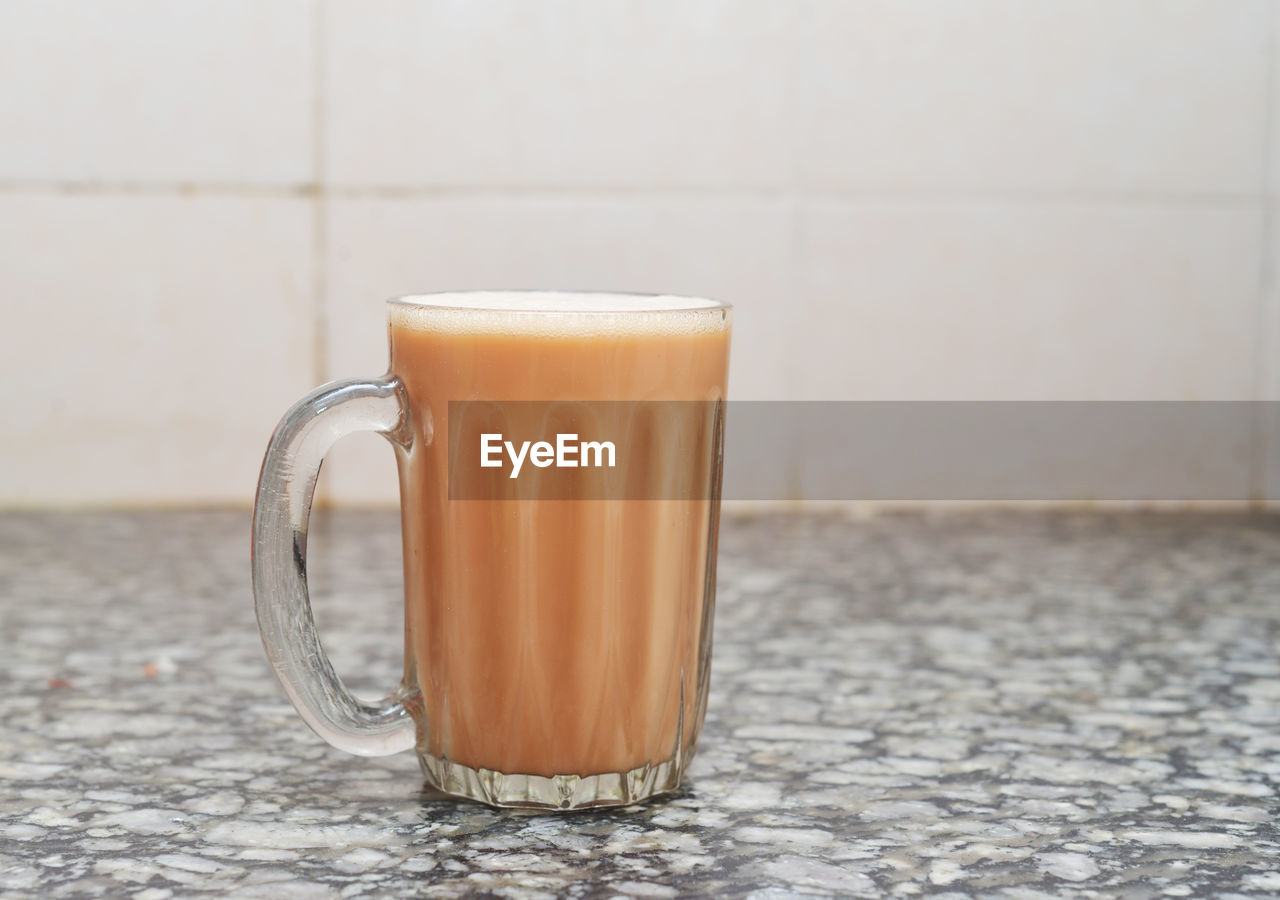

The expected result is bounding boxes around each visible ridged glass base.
[418,752,687,810]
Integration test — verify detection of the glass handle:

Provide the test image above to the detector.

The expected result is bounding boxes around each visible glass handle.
[252,376,417,757]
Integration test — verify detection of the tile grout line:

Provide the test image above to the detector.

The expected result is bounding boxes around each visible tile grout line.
[311,0,328,391]
[310,0,331,506]
[0,180,1269,210]
[1250,3,1278,505]
[0,181,313,196]
[783,1,804,501]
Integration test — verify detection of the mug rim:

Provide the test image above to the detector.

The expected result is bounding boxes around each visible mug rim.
[386,289,731,315]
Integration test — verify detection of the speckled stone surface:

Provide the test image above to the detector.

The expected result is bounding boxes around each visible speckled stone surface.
[2,509,1279,898]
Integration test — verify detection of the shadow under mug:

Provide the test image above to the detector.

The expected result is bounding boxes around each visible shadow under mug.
[252,291,732,810]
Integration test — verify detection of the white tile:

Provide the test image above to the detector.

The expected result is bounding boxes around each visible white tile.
[321,195,791,503]
[0,0,313,183]
[323,0,792,188]
[1272,1,1280,197]
[794,201,1264,400]
[794,0,1271,195]
[1265,414,1280,503]
[0,193,314,505]
[1261,5,1279,500]
[1264,199,1280,500]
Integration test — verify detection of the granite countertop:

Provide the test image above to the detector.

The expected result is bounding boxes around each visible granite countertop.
[1,509,1278,898]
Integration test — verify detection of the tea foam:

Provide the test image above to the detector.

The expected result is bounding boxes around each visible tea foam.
[388,292,730,337]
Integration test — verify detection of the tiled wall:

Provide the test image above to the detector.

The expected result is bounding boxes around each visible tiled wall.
[1,1,1277,506]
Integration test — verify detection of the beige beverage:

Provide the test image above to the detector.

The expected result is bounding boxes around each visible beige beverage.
[389,294,731,790]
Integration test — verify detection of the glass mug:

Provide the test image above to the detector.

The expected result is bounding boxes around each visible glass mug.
[252,292,731,810]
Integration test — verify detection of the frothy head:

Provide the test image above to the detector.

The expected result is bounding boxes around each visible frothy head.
[388,291,731,336]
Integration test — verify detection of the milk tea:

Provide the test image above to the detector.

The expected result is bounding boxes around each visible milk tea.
[388,294,730,785]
